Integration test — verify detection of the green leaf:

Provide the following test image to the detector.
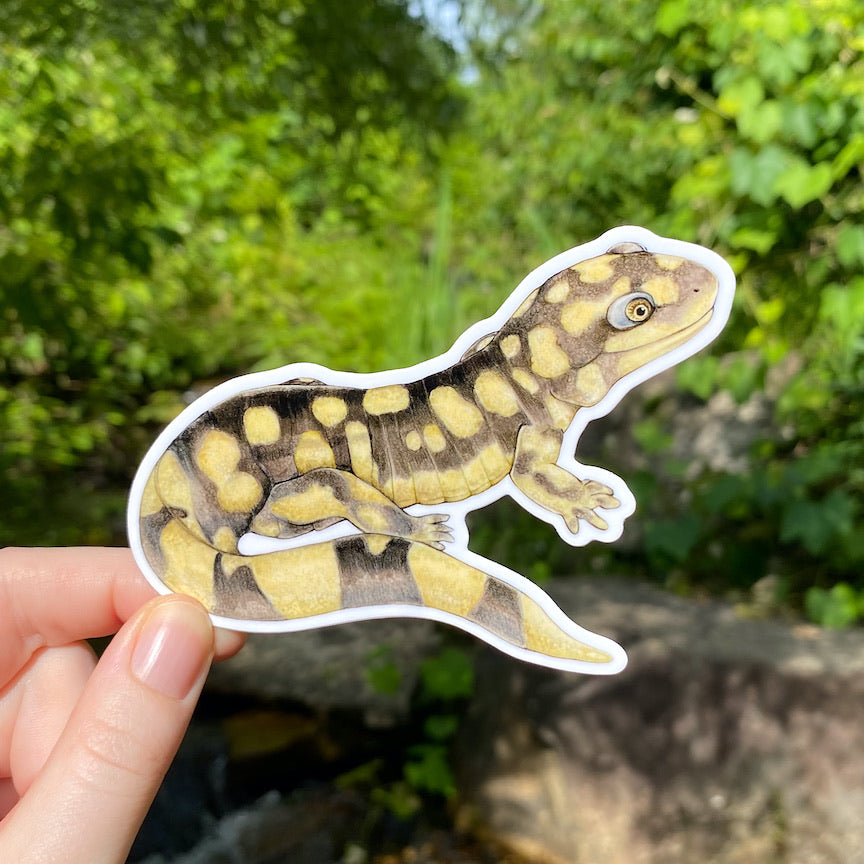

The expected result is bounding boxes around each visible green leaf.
[781,102,819,148]
[780,490,856,556]
[737,99,782,144]
[656,0,692,37]
[423,714,460,742]
[404,744,455,797]
[832,134,864,180]
[837,224,864,268]
[721,354,762,403]
[717,76,764,118]
[644,514,703,564]
[676,355,720,400]
[419,648,474,701]
[773,160,833,209]
[729,145,792,206]
[805,584,861,629]
[632,417,674,454]
[365,646,402,695]
[730,227,777,255]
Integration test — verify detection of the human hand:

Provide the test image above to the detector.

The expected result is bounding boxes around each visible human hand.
[0,546,245,864]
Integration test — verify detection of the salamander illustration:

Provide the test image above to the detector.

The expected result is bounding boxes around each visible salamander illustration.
[128,228,735,674]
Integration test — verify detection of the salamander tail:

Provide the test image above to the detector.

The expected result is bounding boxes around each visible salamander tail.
[145,522,626,674]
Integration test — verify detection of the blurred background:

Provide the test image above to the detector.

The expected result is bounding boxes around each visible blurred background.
[2,1,864,862]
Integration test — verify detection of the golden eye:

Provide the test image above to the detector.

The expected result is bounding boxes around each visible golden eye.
[607,292,656,330]
[626,298,652,322]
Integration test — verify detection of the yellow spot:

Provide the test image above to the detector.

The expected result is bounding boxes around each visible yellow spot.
[527,326,571,378]
[500,334,521,358]
[423,424,448,453]
[392,475,417,508]
[429,386,484,438]
[560,299,605,336]
[641,274,679,305]
[197,430,241,482]
[312,396,348,427]
[544,394,576,430]
[474,370,521,417]
[521,595,612,662]
[270,483,344,524]
[217,472,263,513]
[140,471,162,517]
[345,421,376,485]
[355,504,393,533]
[511,368,540,394]
[156,451,195,513]
[246,544,342,618]
[477,443,513,481]
[346,476,392,505]
[609,276,633,299]
[213,526,238,553]
[243,406,281,445]
[365,534,391,555]
[160,519,217,609]
[569,362,608,406]
[194,430,265,514]
[572,255,614,283]
[408,545,488,617]
[250,513,282,537]
[515,425,560,464]
[438,468,471,501]
[405,430,423,451]
[462,334,494,358]
[512,288,539,318]
[654,254,684,271]
[412,470,446,505]
[294,430,336,473]
[363,385,410,415]
[543,278,570,303]
[462,455,491,494]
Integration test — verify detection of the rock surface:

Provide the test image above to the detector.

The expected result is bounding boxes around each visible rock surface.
[206,617,441,726]
[133,577,864,864]
[456,578,864,864]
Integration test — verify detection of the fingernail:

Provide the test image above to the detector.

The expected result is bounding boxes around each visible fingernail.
[131,601,214,699]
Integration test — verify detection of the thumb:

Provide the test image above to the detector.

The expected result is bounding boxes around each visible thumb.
[1,595,214,864]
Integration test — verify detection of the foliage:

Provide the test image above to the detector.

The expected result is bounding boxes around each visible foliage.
[403,648,475,801]
[0,0,461,543]
[345,646,475,813]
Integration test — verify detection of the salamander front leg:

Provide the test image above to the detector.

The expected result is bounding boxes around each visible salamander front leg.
[510,426,620,536]
[249,468,453,549]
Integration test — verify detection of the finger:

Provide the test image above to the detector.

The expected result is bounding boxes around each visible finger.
[3,644,97,798]
[0,780,15,820]
[0,594,214,864]
[0,547,245,672]
[0,548,154,681]
[213,627,246,659]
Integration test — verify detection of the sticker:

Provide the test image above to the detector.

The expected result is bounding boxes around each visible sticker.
[128,226,735,674]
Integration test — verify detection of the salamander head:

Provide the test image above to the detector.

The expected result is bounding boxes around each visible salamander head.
[496,246,720,407]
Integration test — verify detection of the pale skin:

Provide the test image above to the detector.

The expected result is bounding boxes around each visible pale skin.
[0,547,246,864]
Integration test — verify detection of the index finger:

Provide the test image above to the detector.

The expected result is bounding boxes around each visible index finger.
[0,547,155,682]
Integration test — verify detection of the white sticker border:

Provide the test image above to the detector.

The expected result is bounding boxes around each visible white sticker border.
[128,226,736,675]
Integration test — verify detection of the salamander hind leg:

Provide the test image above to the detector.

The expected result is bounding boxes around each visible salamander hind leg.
[250,467,454,549]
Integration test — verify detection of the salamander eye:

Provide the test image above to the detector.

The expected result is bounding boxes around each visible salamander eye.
[606,242,647,254]
[607,292,656,329]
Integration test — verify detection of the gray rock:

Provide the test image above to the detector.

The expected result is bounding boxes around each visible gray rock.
[206,618,441,726]
[137,790,364,864]
[456,578,864,864]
